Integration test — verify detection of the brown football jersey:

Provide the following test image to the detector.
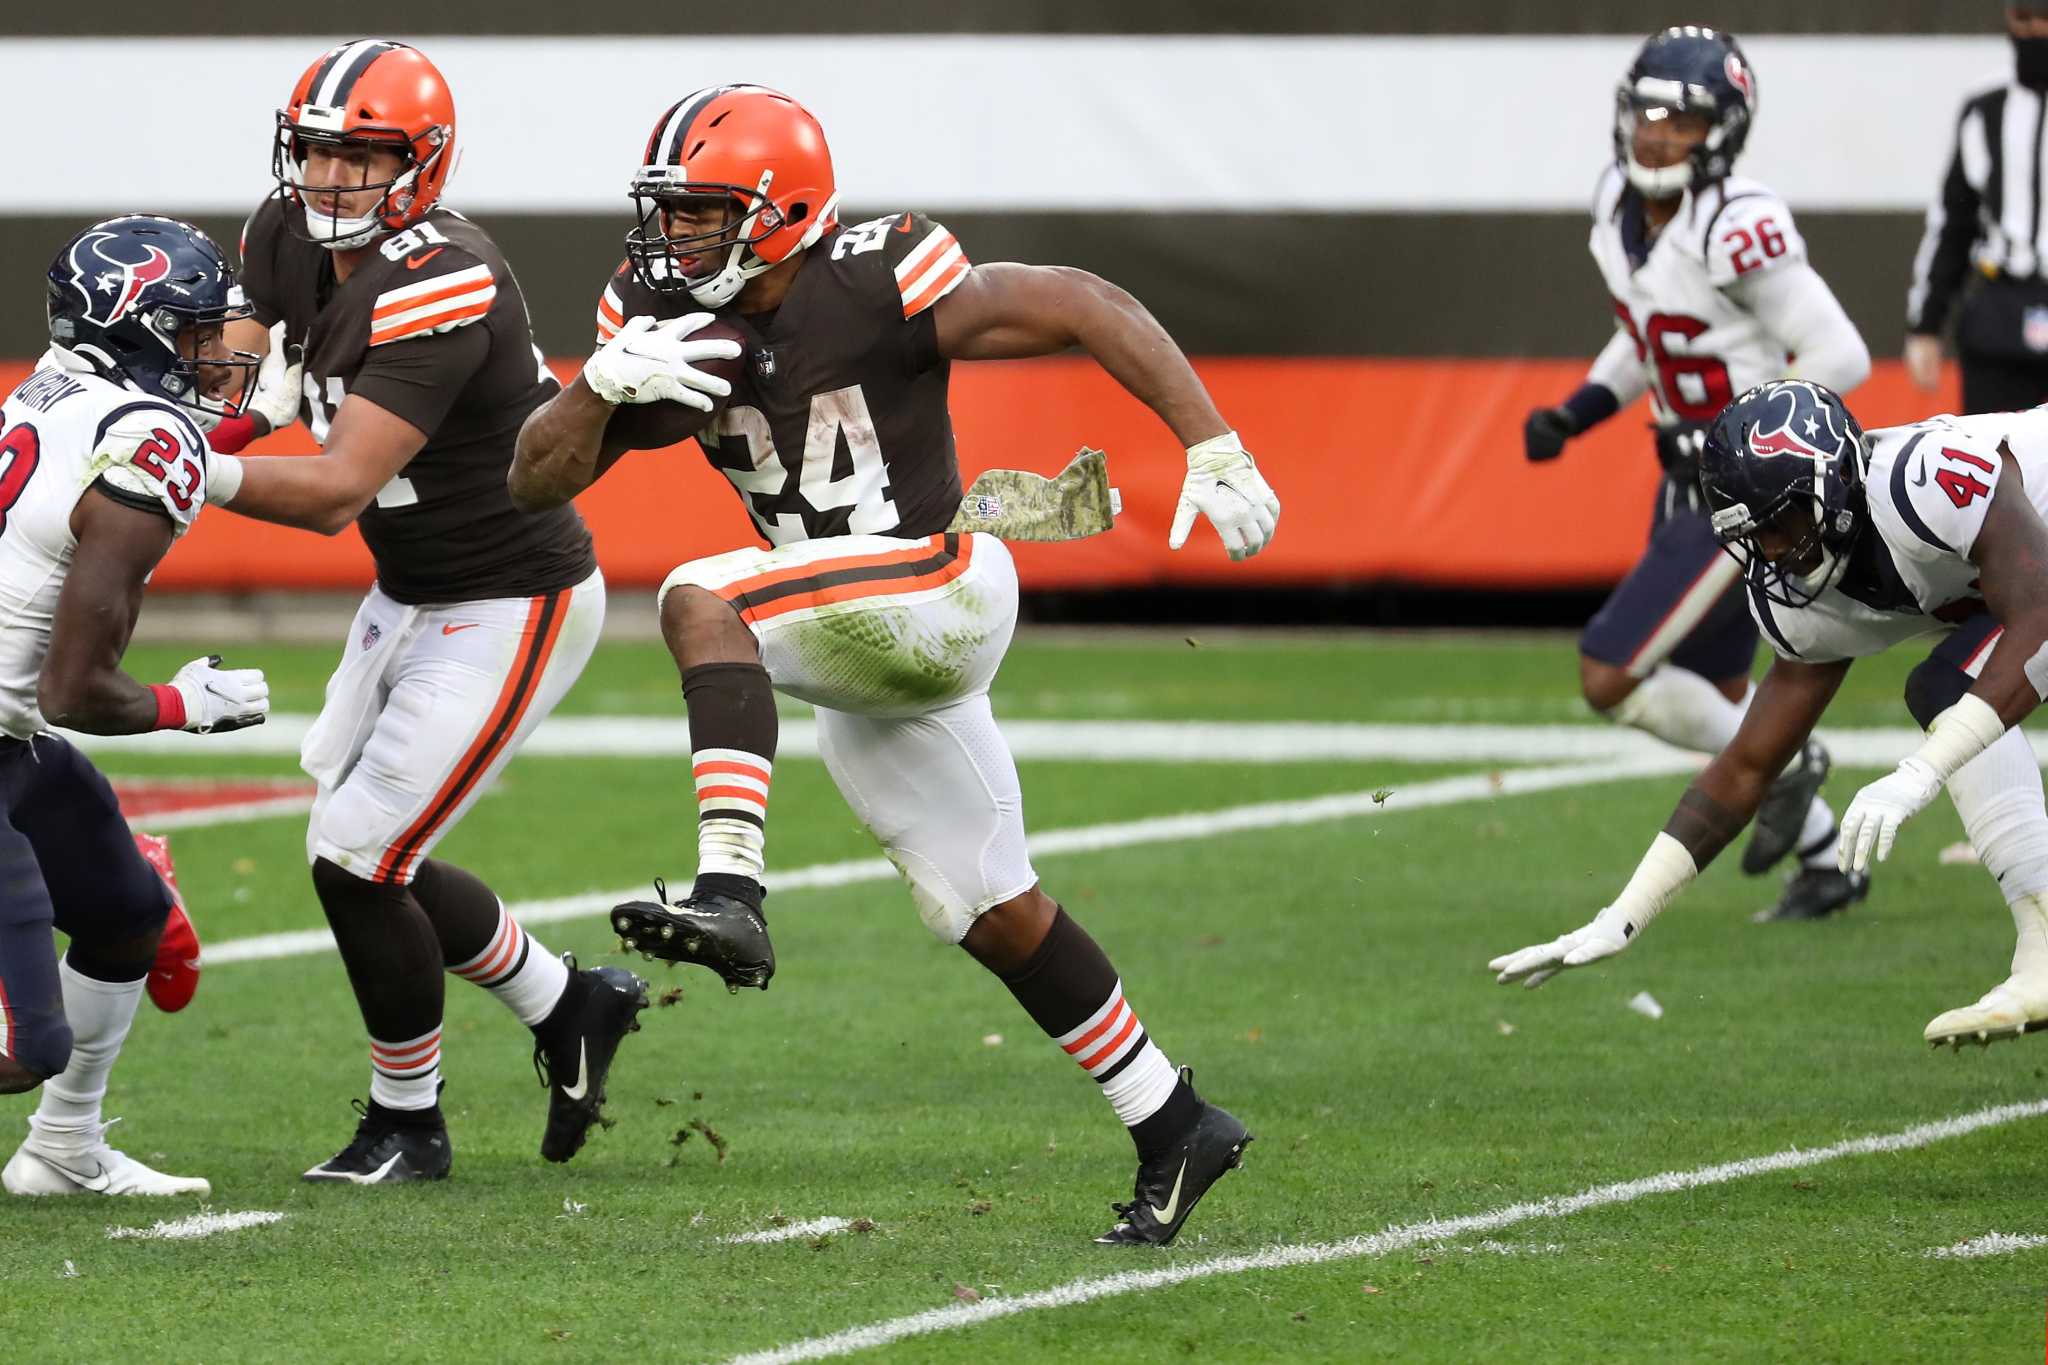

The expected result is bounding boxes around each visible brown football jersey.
[596,211,973,545]
[240,197,596,604]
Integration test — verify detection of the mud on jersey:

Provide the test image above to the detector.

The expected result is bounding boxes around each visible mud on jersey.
[1590,168,1809,427]
[596,211,972,546]
[240,197,596,603]
[1747,407,2048,664]
[0,354,212,737]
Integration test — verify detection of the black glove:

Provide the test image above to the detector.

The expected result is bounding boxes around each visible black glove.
[1654,422,1708,481]
[1523,406,1575,463]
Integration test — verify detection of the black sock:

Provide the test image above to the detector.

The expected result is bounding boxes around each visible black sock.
[411,858,505,966]
[312,857,444,1101]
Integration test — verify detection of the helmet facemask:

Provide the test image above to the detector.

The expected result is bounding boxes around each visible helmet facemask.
[1706,459,1863,609]
[1614,83,1737,198]
[625,169,787,307]
[273,112,445,251]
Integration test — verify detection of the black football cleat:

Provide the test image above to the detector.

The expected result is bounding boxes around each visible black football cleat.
[302,1098,451,1184]
[611,878,774,992]
[533,955,649,1163]
[1095,1071,1251,1247]
[1743,740,1832,875]
[1752,864,1870,923]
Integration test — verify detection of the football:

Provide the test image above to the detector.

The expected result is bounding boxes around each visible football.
[598,315,747,448]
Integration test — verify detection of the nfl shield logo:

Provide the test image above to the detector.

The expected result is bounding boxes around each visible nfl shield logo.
[755,348,777,379]
[2024,305,2048,354]
[361,622,382,651]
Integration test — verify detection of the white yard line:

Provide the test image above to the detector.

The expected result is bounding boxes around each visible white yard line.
[204,754,1690,967]
[128,794,316,833]
[105,1210,285,1241]
[726,1217,855,1245]
[721,1099,2048,1365]
[69,716,1966,769]
[1923,1231,2048,1259]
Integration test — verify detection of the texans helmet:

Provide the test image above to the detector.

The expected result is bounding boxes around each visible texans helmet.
[624,84,840,307]
[46,215,258,429]
[1700,380,1868,608]
[1614,26,1758,197]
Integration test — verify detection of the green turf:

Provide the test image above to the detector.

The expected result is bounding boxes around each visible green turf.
[4,632,2043,1363]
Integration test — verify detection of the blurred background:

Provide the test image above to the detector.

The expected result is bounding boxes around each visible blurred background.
[0,3,2005,631]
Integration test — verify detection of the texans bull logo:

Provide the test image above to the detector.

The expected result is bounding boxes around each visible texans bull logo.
[1744,383,1839,463]
[66,231,173,327]
[1724,52,1755,108]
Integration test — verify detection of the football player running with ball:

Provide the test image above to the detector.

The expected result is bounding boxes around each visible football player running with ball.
[0,218,270,1197]
[510,85,1280,1245]
[1494,380,2048,1051]
[1523,27,1873,922]
[206,41,646,1183]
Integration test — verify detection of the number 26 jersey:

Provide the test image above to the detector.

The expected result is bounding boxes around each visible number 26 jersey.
[597,211,972,546]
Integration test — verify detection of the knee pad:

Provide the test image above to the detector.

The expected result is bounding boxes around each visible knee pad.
[7,1006,72,1083]
[1905,656,1971,729]
[308,785,397,882]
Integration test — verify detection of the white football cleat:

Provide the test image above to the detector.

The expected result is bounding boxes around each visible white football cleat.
[1924,974,2048,1049]
[3,1118,210,1197]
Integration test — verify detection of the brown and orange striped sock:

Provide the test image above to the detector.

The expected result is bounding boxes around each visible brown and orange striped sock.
[682,662,776,894]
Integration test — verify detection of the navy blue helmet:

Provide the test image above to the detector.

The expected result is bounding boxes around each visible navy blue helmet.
[1700,380,1868,608]
[45,215,258,428]
[1613,26,1758,197]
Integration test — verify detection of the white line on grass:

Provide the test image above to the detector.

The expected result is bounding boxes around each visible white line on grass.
[105,1210,285,1241]
[726,1217,854,1245]
[129,794,316,833]
[720,1098,2048,1365]
[68,715,1974,769]
[204,754,1691,967]
[1924,1231,2048,1259]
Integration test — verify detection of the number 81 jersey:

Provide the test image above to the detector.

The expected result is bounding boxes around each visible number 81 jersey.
[1589,167,1807,427]
[597,210,972,545]
[0,351,209,737]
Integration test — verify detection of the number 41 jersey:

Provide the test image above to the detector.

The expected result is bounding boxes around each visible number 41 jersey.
[0,353,210,738]
[597,211,972,545]
[1589,167,1808,427]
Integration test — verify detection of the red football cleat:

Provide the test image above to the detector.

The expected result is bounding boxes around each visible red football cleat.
[134,833,201,1013]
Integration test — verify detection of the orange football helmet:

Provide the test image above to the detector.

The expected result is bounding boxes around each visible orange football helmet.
[272,40,458,250]
[624,84,839,307]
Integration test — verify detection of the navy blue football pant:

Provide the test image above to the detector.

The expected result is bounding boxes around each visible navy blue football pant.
[1581,477,1758,683]
[1905,613,2006,727]
[0,735,171,1080]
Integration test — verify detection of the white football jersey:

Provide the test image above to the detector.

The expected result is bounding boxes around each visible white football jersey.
[1748,407,2048,664]
[0,350,209,738]
[1589,168,1811,427]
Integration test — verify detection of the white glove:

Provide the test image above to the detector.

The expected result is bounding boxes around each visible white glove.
[1168,431,1281,560]
[167,655,269,734]
[1488,910,1637,989]
[245,320,305,434]
[1837,756,1942,873]
[582,313,741,410]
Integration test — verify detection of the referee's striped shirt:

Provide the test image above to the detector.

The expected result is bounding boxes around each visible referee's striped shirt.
[1908,80,2048,334]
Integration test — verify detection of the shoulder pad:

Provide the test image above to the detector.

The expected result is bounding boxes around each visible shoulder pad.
[92,402,208,532]
[1702,187,1806,286]
[828,211,972,319]
[367,245,496,348]
[1882,425,2003,562]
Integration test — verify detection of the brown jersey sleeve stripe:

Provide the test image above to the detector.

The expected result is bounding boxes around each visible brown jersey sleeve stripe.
[374,590,569,883]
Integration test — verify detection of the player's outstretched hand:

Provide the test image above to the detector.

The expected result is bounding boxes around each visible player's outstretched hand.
[245,320,305,436]
[1523,406,1574,462]
[1489,911,1633,989]
[1169,431,1280,560]
[1837,756,1942,873]
[167,655,269,734]
[583,313,742,410]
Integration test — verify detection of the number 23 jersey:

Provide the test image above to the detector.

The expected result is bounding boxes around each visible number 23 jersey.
[1589,167,1808,427]
[597,211,972,545]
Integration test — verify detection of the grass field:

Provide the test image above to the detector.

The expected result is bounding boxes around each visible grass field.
[6,630,2047,1363]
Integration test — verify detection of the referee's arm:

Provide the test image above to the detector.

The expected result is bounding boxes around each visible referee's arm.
[1905,105,1985,388]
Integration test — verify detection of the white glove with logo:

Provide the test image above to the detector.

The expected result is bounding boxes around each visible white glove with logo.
[245,320,305,434]
[167,655,269,734]
[1488,910,1636,989]
[582,313,741,410]
[1837,757,1942,873]
[1168,431,1281,560]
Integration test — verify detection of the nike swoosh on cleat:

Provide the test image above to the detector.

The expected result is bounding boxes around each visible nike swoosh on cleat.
[358,1153,405,1184]
[1148,1159,1188,1225]
[560,1042,590,1101]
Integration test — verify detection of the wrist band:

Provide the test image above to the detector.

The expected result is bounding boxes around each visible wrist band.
[149,684,187,731]
[209,413,261,455]
[1912,693,2006,782]
[1601,831,1698,940]
[205,452,245,506]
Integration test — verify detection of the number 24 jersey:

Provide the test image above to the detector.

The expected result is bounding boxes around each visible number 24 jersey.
[597,211,973,545]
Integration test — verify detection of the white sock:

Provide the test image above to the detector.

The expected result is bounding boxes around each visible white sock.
[368,1027,442,1111]
[449,903,570,1028]
[32,961,144,1136]
[695,748,770,881]
[1946,728,2048,901]
[1607,666,1748,754]
[1797,795,1839,870]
